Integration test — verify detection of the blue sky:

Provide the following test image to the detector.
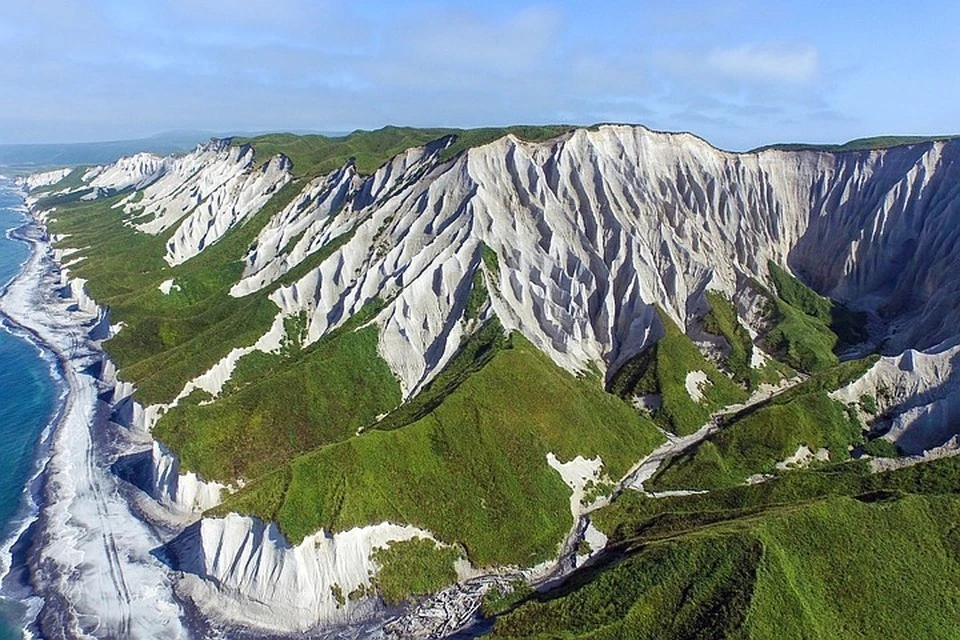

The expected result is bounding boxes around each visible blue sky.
[1,0,957,149]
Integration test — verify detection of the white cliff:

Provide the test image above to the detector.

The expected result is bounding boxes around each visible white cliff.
[19,124,960,637]
[120,140,293,265]
[255,127,960,405]
[18,168,72,190]
[170,514,448,632]
[230,135,455,297]
[83,152,168,193]
[832,340,960,453]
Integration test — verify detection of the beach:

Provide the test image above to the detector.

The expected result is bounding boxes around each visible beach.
[0,192,188,638]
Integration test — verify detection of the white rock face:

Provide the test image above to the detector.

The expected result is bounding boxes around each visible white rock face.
[18,168,72,190]
[231,135,455,297]
[254,126,960,404]
[832,341,960,453]
[123,140,293,265]
[84,152,167,193]
[684,370,710,402]
[157,278,180,294]
[546,452,606,517]
[171,514,441,632]
[150,441,224,513]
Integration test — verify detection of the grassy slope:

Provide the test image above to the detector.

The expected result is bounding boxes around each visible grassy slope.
[495,495,960,640]
[703,290,792,389]
[768,261,868,348]
[372,538,461,605]
[649,357,876,491]
[153,319,401,482]
[703,290,756,386]
[752,134,959,153]
[46,180,306,404]
[609,308,747,436]
[755,264,867,374]
[237,125,574,177]
[496,456,960,639]
[215,328,663,568]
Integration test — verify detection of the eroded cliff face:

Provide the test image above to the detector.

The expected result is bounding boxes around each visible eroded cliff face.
[46,127,960,401]
[26,125,960,636]
[219,127,960,400]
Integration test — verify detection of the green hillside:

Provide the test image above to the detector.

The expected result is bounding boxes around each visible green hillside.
[494,457,960,639]
[214,325,663,569]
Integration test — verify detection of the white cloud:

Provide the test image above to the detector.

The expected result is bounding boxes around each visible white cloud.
[706,43,818,83]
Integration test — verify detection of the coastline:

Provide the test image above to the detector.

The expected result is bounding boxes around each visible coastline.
[0,205,69,639]
[0,197,189,638]
[0,180,605,639]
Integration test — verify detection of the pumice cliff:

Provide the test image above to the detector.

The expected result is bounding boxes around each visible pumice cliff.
[20,124,960,638]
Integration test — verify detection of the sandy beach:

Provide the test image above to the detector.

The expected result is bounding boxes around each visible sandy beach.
[0,205,188,638]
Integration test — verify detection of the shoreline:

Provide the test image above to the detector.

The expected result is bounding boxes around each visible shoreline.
[0,213,70,639]
[0,193,190,638]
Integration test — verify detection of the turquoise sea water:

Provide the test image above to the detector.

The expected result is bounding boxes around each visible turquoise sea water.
[0,181,59,638]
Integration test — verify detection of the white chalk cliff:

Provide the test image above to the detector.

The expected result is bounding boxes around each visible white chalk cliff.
[236,126,960,399]
[26,124,960,636]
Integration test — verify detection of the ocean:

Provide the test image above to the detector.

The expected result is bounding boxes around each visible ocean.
[0,181,59,638]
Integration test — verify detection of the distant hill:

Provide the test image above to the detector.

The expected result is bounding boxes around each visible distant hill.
[752,134,960,153]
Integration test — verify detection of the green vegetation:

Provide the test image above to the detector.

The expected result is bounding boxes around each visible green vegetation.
[764,294,841,372]
[609,308,748,436]
[752,134,960,153]
[464,267,489,322]
[594,455,960,544]
[371,538,461,604]
[237,124,573,178]
[208,467,291,522]
[154,318,402,482]
[235,127,453,177]
[47,124,942,626]
[480,242,501,275]
[753,263,869,374]
[768,261,868,347]
[648,357,876,491]
[217,328,662,567]
[496,494,960,639]
[498,456,960,639]
[330,583,346,608]
[702,291,792,389]
[703,291,755,385]
[494,533,763,639]
[651,391,863,490]
[31,168,89,196]
[863,437,900,458]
